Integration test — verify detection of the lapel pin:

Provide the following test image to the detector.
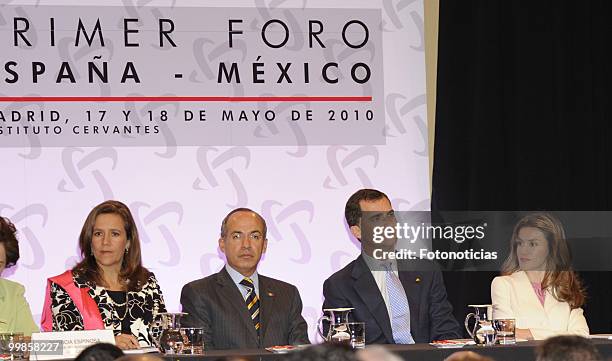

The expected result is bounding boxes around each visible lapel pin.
[268,291,274,297]
[415,277,421,283]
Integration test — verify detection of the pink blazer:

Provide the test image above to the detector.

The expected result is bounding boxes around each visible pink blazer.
[40,270,104,331]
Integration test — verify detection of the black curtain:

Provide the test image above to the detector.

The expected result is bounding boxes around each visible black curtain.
[433,0,612,334]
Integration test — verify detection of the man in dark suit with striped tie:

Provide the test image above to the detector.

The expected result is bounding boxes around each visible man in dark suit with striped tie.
[180,208,310,350]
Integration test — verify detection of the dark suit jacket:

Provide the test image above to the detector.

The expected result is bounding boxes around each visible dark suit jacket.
[322,255,461,344]
[180,268,310,350]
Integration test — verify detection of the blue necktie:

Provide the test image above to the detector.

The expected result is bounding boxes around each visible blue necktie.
[384,263,415,344]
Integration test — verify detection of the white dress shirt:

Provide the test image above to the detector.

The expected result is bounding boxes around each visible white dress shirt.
[362,252,400,318]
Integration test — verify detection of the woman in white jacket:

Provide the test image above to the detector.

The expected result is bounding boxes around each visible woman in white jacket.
[491,213,589,340]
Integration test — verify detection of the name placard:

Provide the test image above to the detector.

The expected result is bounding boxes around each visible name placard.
[30,330,115,360]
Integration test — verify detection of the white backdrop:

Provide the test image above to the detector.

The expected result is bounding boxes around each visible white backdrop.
[1,0,430,342]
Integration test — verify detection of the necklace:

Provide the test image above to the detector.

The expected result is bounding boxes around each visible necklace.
[109,291,129,321]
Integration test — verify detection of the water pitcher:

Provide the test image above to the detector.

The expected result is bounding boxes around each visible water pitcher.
[317,308,354,343]
[464,304,496,346]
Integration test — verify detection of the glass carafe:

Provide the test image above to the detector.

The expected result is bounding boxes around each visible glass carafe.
[153,312,188,354]
[317,308,354,343]
[464,304,496,346]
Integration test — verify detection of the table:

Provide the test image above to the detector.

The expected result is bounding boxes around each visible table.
[162,339,612,361]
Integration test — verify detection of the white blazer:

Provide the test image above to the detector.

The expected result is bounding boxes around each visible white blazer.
[490,271,589,340]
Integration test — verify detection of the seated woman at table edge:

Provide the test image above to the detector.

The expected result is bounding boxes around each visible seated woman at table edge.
[41,200,167,350]
[491,212,589,340]
[0,216,39,336]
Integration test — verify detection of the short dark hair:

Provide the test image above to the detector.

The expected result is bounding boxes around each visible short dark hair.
[345,189,390,227]
[444,351,494,361]
[220,208,267,239]
[75,343,124,361]
[286,344,356,361]
[0,216,20,268]
[536,335,602,361]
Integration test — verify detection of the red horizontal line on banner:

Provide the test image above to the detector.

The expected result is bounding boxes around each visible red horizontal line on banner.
[0,96,372,102]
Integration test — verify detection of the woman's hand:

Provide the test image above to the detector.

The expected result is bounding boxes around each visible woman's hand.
[115,334,140,350]
[516,328,534,340]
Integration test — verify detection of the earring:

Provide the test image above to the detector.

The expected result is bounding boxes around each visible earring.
[124,248,128,255]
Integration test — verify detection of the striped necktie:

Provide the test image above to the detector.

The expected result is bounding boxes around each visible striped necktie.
[384,263,415,344]
[240,277,261,333]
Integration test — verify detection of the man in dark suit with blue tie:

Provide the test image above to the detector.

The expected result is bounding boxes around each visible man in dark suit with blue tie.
[322,189,461,344]
[180,208,310,350]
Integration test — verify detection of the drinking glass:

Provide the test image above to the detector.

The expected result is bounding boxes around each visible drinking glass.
[0,333,25,360]
[346,322,365,349]
[180,328,204,355]
[493,319,516,345]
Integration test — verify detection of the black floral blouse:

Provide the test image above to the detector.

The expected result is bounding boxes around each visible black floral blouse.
[49,272,167,346]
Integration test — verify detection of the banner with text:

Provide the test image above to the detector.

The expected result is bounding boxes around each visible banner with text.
[1,0,429,342]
